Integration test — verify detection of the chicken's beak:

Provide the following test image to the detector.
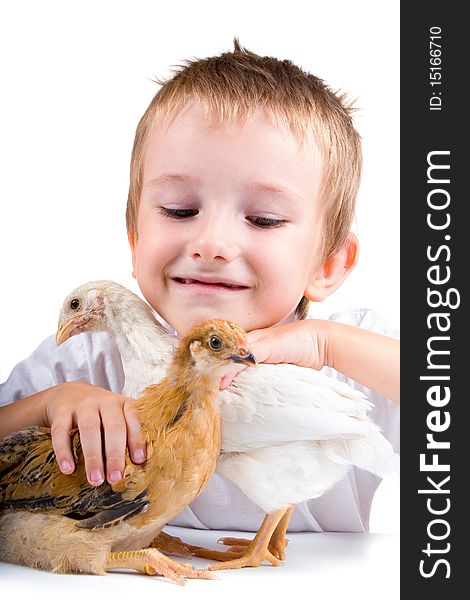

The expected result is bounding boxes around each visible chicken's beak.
[229,349,257,366]
[56,319,76,345]
[56,315,90,345]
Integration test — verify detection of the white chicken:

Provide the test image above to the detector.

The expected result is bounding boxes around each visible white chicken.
[56,280,397,569]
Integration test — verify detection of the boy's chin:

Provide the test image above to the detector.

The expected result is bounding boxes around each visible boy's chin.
[169,308,296,337]
[173,313,240,336]
[167,308,250,336]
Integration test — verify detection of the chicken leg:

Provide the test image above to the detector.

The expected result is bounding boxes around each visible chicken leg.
[267,506,294,560]
[206,509,287,569]
[218,506,294,560]
[154,509,287,569]
[150,530,201,557]
[152,508,294,569]
[106,548,215,584]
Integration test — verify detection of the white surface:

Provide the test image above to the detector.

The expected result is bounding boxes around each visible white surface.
[0,0,399,382]
[0,526,399,599]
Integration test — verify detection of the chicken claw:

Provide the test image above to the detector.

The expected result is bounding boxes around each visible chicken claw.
[151,511,291,570]
[207,507,293,566]
[188,509,287,570]
[204,545,282,570]
[151,525,286,569]
[106,548,215,584]
[150,531,281,567]
[217,533,289,561]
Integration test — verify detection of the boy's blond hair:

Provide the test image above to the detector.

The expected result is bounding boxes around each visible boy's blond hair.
[126,40,362,319]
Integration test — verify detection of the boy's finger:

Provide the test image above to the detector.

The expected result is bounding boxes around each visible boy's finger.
[244,338,270,363]
[50,416,75,475]
[124,401,146,464]
[219,364,246,389]
[76,412,105,486]
[100,405,127,483]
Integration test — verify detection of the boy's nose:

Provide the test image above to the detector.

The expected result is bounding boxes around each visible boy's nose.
[187,224,240,263]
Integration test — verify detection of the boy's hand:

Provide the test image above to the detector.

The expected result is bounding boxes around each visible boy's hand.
[43,382,146,486]
[233,319,400,404]
[247,320,327,370]
[219,320,327,389]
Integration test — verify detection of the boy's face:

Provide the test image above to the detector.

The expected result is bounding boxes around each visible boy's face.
[130,103,324,335]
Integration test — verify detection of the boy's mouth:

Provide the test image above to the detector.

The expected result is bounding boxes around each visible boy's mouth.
[172,277,249,291]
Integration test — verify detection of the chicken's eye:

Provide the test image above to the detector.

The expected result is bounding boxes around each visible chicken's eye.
[70,298,81,310]
[209,336,222,351]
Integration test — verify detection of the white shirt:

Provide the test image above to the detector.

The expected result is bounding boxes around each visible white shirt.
[0,308,399,533]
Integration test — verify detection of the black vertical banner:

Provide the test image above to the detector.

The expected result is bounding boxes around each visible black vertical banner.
[401,3,465,597]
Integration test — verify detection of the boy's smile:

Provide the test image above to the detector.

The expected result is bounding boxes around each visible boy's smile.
[130,103,325,335]
[171,276,250,293]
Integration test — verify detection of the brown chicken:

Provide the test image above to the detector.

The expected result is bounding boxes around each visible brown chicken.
[0,319,256,584]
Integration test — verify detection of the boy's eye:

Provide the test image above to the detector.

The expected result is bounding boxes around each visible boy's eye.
[158,207,199,219]
[246,216,287,229]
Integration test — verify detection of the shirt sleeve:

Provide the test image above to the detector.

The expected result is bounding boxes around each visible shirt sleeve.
[0,331,125,407]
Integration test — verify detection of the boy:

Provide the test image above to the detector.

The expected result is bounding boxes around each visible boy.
[0,41,399,533]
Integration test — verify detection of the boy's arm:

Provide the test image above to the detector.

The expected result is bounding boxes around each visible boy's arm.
[0,390,49,435]
[0,382,146,485]
[245,319,400,404]
[325,321,399,403]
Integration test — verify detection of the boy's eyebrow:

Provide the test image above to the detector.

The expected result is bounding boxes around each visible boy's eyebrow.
[143,173,198,188]
[245,182,303,202]
[143,174,303,202]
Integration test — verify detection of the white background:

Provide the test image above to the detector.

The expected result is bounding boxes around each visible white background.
[0,0,399,381]
[0,0,399,566]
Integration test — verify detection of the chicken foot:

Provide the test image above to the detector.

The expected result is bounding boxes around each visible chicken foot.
[180,508,287,570]
[218,506,295,561]
[106,548,215,584]
[150,507,294,569]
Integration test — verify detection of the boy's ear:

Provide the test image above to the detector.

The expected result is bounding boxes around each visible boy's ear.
[305,233,359,302]
[128,231,137,279]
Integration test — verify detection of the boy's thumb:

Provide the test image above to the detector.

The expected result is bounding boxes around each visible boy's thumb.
[219,364,247,389]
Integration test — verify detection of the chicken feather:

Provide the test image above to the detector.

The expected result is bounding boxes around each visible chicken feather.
[0,318,255,582]
[51,280,397,568]
[0,426,148,528]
